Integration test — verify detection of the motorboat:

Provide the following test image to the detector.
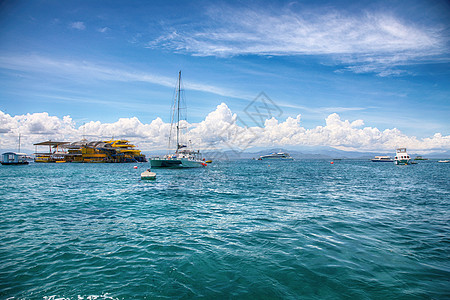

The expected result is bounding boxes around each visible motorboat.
[371,156,393,162]
[414,156,428,161]
[141,169,156,180]
[258,152,294,160]
[394,148,411,165]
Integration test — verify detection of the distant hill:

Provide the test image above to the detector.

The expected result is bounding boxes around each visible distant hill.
[142,147,450,161]
[199,147,450,160]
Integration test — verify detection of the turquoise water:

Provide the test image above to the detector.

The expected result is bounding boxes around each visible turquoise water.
[1,160,449,299]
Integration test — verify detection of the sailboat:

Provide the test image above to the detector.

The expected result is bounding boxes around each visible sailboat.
[150,71,206,168]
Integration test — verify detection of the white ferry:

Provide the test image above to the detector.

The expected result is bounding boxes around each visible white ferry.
[258,152,294,160]
[394,148,411,165]
[371,156,393,162]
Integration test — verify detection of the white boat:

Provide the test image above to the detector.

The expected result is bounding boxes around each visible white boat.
[258,152,294,160]
[1,135,29,165]
[394,148,411,165]
[141,169,156,180]
[438,160,449,163]
[150,71,206,168]
[371,156,393,162]
[1,152,29,165]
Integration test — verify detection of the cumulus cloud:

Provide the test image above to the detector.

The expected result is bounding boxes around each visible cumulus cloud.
[1,104,449,153]
[0,110,77,149]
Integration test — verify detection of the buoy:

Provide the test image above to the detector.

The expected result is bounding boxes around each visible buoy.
[134,166,138,169]
[330,161,334,164]
[202,163,207,166]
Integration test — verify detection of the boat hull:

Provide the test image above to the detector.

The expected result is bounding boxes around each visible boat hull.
[150,158,205,168]
[1,161,29,165]
[394,159,411,165]
[259,157,294,160]
[141,171,156,180]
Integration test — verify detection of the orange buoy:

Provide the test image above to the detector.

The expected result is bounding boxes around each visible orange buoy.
[134,166,138,169]
[330,161,334,164]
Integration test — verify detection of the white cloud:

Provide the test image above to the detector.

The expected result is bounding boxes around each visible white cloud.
[150,6,447,75]
[70,21,86,30]
[98,27,110,33]
[0,55,243,98]
[0,110,77,149]
[1,104,449,153]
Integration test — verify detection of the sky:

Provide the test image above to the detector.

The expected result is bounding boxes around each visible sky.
[0,0,449,154]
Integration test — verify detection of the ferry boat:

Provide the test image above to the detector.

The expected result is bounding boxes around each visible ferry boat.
[150,71,206,168]
[102,139,147,163]
[371,156,393,162]
[34,141,69,163]
[38,139,146,163]
[394,148,411,165]
[258,152,294,160]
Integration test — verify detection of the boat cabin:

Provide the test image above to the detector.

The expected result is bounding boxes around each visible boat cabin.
[1,152,29,165]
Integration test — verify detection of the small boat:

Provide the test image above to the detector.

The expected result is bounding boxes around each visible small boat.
[141,169,156,180]
[1,134,29,165]
[258,152,294,160]
[371,156,393,162]
[394,148,411,165]
[438,160,449,163]
[205,160,212,164]
[1,152,29,165]
[414,156,428,161]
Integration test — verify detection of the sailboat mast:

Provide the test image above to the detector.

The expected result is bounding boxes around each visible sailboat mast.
[176,70,181,154]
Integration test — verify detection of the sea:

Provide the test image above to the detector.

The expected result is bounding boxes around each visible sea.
[0,159,449,299]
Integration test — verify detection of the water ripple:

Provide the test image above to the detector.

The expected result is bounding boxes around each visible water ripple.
[0,160,449,299]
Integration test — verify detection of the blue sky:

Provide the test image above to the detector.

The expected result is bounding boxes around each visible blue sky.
[0,0,449,152]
